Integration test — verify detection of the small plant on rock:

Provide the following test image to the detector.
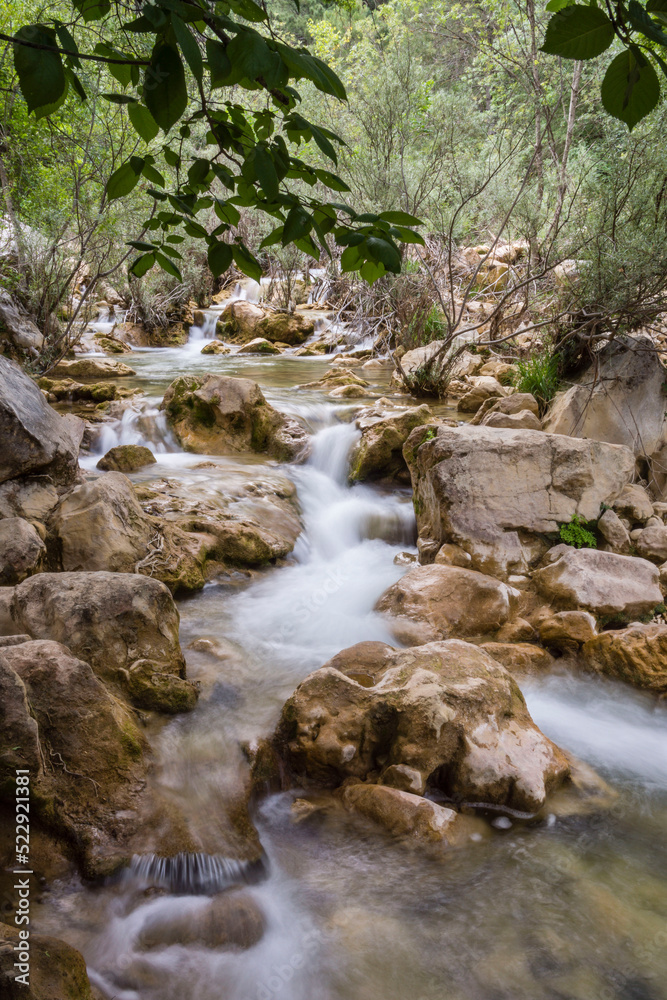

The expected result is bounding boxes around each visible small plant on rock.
[559,514,597,549]
[513,352,560,414]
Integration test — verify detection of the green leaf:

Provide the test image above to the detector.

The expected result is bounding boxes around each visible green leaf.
[142,163,165,186]
[227,0,268,22]
[546,0,574,10]
[360,260,385,285]
[215,200,241,226]
[541,6,614,60]
[128,241,157,251]
[143,44,188,133]
[340,245,362,272]
[128,103,159,143]
[314,168,350,192]
[130,252,156,277]
[391,226,425,245]
[107,161,141,201]
[73,0,111,22]
[255,146,280,199]
[188,158,210,185]
[601,49,660,129]
[54,22,81,67]
[282,206,311,244]
[628,0,667,45]
[155,252,183,280]
[232,243,263,282]
[102,93,137,104]
[172,15,203,83]
[378,210,423,226]
[260,226,284,248]
[208,241,233,276]
[207,39,232,88]
[13,26,67,116]
[366,236,402,272]
[67,69,87,102]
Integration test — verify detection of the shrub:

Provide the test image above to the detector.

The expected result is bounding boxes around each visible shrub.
[559,514,597,549]
[512,353,560,414]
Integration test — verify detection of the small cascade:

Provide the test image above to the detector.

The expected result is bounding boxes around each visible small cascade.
[308,421,361,485]
[90,398,177,456]
[125,852,264,894]
[188,311,219,343]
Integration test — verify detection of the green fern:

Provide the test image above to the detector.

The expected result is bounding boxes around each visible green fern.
[559,514,597,549]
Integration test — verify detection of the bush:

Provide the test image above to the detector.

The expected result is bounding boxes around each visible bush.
[513,353,560,414]
[559,514,597,549]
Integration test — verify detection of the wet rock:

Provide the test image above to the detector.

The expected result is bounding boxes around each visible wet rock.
[480,642,555,674]
[544,336,667,494]
[0,923,98,1000]
[96,444,157,472]
[0,639,147,874]
[51,357,135,379]
[125,658,198,714]
[434,543,472,567]
[404,423,634,578]
[201,339,230,354]
[349,404,436,483]
[537,610,597,650]
[1,572,192,713]
[37,377,121,402]
[217,300,265,342]
[597,508,631,553]
[635,522,667,563]
[236,337,281,354]
[611,483,654,524]
[496,617,536,642]
[0,356,83,485]
[162,374,308,461]
[256,311,315,346]
[270,639,570,813]
[0,517,45,584]
[376,564,520,643]
[52,472,153,573]
[533,545,662,617]
[137,891,265,951]
[342,784,484,844]
[581,624,667,694]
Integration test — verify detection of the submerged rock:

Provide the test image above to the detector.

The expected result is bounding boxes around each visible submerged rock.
[268,639,570,814]
[341,784,485,845]
[96,444,157,472]
[0,923,97,999]
[162,374,308,461]
[533,544,662,617]
[0,571,194,713]
[581,624,667,694]
[137,891,265,951]
[404,423,634,578]
[0,356,83,485]
[376,564,520,644]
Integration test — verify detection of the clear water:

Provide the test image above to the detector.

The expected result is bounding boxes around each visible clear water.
[36,348,667,1000]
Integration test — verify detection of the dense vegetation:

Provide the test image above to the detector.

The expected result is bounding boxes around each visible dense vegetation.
[2,0,667,373]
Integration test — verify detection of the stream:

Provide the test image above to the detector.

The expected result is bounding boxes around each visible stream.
[37,344,667,1000]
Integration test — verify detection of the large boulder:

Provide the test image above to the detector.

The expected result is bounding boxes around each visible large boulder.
[0,356,83,485]
[543,336,667,494]
[0,923,97,999]
[533,544,662,618]
[0,572,195,713]
[0,517,45,584]
[349,404,437,483]
[161,374,308,461]
[0,477,60,522]
[403,423,635,578]
[256,311,315,346]
[581,624,667,694]
[269,639,570,814]
[376,564,520,644]
[216,300,265,342]
[51,357,135,379]
[0,639,146,873]
[52,472,153,573]
[0,289,43,352]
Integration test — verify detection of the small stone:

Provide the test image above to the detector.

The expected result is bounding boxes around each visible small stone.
[236,337,281,355]
[96,444,157,473]
[393,551,417,566]
[538,611,597,650]
[612,484,654,524]
[597,508,631,553]
[200,340,230,355]
[434,543,472,567]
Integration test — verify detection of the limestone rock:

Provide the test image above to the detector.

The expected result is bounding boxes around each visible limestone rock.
[533,545,662,617]
[256,311,315,346]
[162,374,308,461]
[581,624,667,693]
[0,356,83,485]
[543,336,667,494]
[270,639,570,813]
[376,564,520,643]
[635,523,667,563]
[480,642,555,674]
[349,404,435,483]
[470,392,539,426]
[482,409,542,431]
[403,423,634,578]
[597,508,631,553]
[0,517,45,584]
[201,339,230,355]
[137,891,265,951]
[216,300,265,342]
[537,610,597,650]
[0,923,97,1000]
[51,357,135,379]
[611,484,654,524]
[342,784,481,844]
[0,477,59,522]
[434,543,472,567]
[236,337,281,354]
[329,384,368,398]
[96,444,157,472]
[457,377,507,413]
[0,289,43,352]
[1,572,193,713]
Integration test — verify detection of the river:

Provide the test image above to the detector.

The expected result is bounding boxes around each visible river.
[36,341,667,1000]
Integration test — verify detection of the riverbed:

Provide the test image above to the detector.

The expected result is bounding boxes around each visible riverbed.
[36,344,667,1000]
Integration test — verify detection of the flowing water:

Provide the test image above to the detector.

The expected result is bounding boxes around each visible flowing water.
[37,346,667,1000]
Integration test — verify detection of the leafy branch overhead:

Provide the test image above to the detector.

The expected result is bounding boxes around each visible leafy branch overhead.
[7,0,424,284]
[542,0,667,129]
